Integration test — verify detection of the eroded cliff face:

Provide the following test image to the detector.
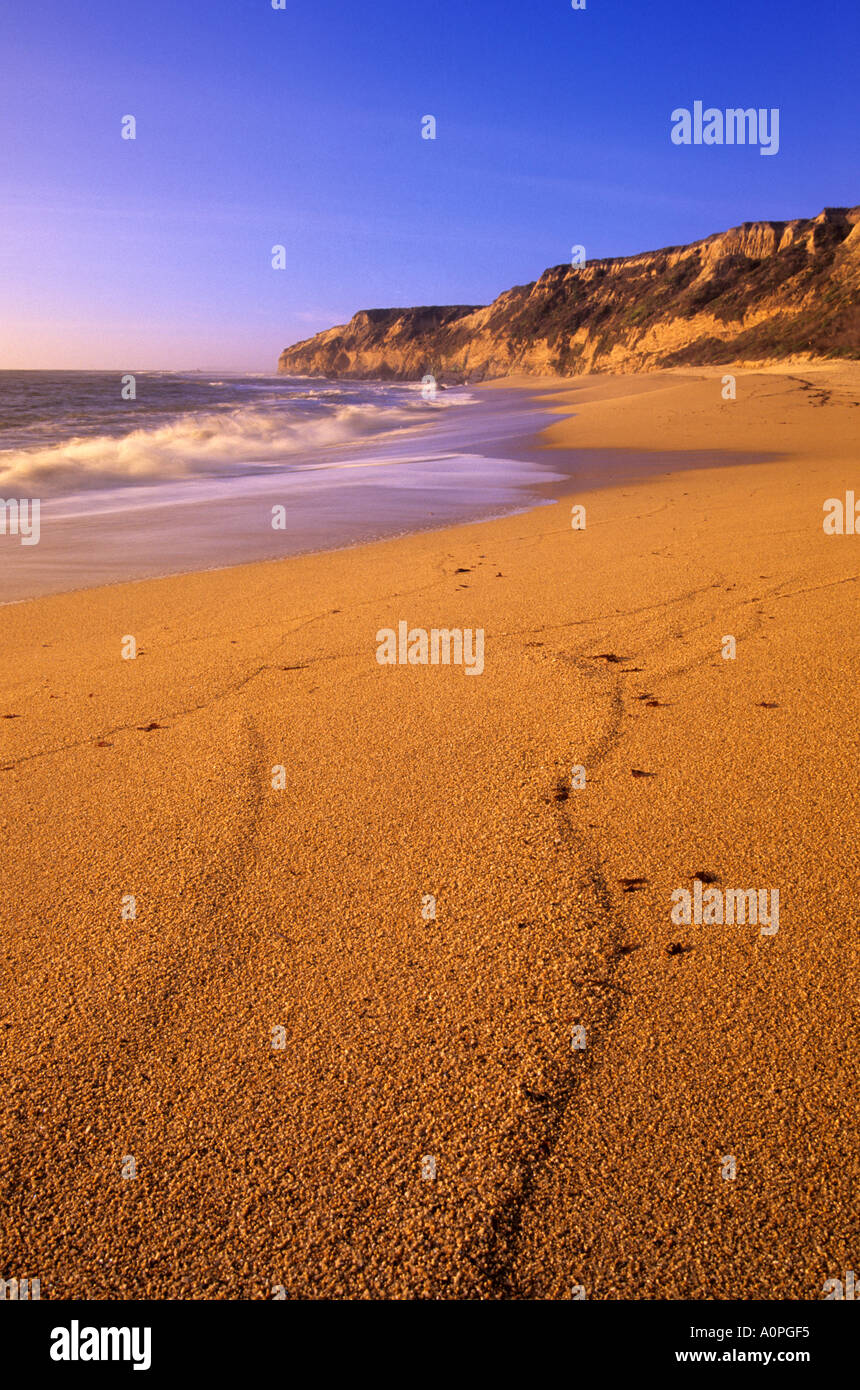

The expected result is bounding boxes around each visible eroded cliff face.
[278,207,860,381]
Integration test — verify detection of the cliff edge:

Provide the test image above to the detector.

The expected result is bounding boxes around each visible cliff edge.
[278,207,860,380]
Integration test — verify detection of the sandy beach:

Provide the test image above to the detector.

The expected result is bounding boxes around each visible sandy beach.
[1,365,857,1299]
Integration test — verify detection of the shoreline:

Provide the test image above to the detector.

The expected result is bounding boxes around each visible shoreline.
[2,364,857,1299]
[1,371,786,607]
[0,384,556,605]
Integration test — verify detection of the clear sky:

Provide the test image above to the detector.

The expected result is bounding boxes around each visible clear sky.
[1,0,857,370]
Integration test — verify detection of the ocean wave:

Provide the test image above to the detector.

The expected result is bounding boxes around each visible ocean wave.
[0,399,445,495]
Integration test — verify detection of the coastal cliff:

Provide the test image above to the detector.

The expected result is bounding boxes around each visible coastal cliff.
[278,206,860,380]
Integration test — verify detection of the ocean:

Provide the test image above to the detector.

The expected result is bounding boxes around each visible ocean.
[0,371,562,601]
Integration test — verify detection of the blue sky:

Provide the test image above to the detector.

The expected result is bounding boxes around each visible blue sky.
[1,0,857,369]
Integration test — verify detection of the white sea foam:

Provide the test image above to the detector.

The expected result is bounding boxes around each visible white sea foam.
[0,400,443,495]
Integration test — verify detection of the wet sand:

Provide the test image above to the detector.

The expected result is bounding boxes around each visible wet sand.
[0,365,857,1299]
[2,384,772,605]
[0,391,559,603]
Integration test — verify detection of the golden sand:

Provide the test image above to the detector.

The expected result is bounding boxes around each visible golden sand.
[1,366,857,1298]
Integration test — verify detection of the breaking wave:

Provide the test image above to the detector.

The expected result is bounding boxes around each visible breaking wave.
[0,397,456,496]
